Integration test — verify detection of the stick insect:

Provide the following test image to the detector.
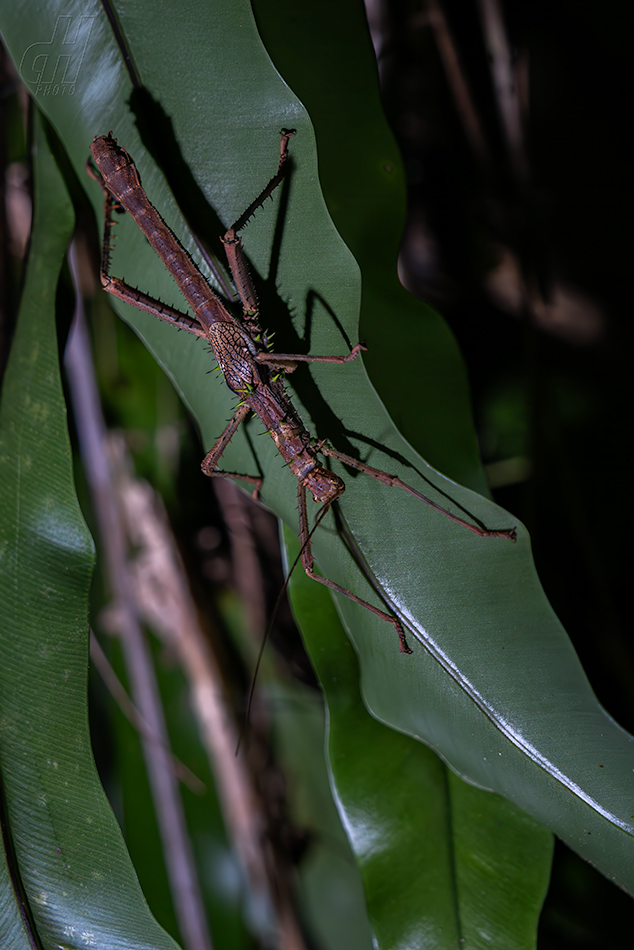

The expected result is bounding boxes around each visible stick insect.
[88,131,515,654]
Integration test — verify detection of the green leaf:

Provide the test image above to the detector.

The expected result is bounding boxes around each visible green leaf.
[253,0,489,491]
[2,0,634,943]
[0,115,180,949]
[285,528,553,950]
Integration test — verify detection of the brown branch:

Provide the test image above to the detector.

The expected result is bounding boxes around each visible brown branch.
[476,0,528,179]
[65,241,213,950]
[111,440,308,950]
[422,0,491,164]
[89,630,206,793]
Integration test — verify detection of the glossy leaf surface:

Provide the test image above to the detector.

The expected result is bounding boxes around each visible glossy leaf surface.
[1,1,632,944]
[286,529,553,950]
[0,116,180,949]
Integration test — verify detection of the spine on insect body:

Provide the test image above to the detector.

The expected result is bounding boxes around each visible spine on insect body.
[202,321,339,501]
[247,384,344,505]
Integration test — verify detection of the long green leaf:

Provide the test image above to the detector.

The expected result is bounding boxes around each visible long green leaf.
[1,0,633,940]
[285,530,553,950]
[0,115,180,949]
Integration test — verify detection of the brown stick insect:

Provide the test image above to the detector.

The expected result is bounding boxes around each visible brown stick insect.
[87,131,515,654]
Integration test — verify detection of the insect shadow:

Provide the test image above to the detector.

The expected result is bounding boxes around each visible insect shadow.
[90,114,515,653]
[130,89,467,512]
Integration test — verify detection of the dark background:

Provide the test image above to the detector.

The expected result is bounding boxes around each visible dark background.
[2,1,633,943]
[365,0,634,944]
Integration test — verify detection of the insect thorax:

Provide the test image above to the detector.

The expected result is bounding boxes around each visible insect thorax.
[205,321,261,393]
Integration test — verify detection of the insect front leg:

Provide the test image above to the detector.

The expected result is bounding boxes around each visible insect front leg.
[87,154,207,339]
[296,480,413,654]
[221,130,296,324]
[221,132,367,368]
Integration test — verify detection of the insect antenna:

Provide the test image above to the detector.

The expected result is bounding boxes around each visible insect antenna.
[235,500,334,754]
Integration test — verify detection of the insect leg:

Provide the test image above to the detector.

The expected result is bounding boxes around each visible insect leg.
[296,481,413,653]
[320,444,516,540]
[201,404,262,498]
[88,156,207,338]
[255,343,367,371]
[221,131,295,319]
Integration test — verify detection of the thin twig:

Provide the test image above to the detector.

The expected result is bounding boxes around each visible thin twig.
[476,0,528,179]
[65,240,212,950]
[111,442,308,950]
[422,0,490,164]
[213,478,267,641]
[89,630,206,793]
